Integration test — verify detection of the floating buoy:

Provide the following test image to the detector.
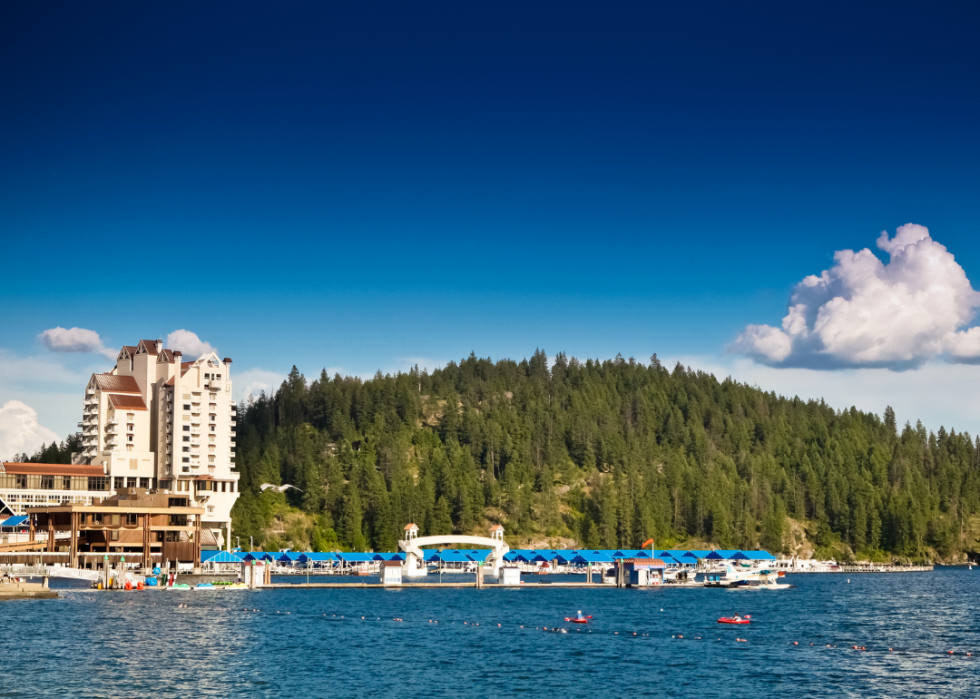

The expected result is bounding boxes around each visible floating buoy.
[793,642,798,645]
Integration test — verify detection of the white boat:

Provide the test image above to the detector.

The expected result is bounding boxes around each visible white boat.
[705,563,788,589]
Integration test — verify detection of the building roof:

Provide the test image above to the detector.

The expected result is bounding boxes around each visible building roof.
[94,374,141,394]
[121,345,137,357]
[108,394,148,411]
[180,362,193,377]
[137,339,159,355]
[159,349,175,363]
[0,462,105,477]
[165,376,175,386]
[404,523,418,530]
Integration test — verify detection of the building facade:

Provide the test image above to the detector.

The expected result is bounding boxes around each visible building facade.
[0,462,110,516]
[73,338,239,549]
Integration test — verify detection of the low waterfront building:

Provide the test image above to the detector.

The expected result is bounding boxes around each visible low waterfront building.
[26,488,205,570]
[0,462,110,516]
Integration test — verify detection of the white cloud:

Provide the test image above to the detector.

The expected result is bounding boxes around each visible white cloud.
[0,400,60,461]
[733,224,980,369]
[39,326,117,360]
[166,330,216,359]
[234,368,286,401]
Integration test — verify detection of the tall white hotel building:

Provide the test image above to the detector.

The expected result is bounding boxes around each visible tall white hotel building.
[75,339,240,549]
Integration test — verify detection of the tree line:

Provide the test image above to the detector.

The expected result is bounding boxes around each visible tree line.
[226,351,980,561]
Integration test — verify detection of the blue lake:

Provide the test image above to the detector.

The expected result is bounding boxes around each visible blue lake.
[1,568,977,698]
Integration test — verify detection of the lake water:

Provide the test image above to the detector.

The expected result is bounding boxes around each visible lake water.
[1,568,977,698]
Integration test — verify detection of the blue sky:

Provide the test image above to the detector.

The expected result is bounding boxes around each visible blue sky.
[3,2,980,454]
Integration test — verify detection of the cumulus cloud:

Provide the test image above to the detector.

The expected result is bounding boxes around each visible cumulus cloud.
[733,224,980,370]
[166,330,216,359]
[0,400,60,461]
[39,326,117,360]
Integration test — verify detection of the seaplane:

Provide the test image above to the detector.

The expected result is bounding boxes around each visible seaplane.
[704,562,790,589]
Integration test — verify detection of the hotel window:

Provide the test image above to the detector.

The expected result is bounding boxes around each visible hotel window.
[210,425,216,432]
[127,423,134,432]
[110,531,119,541]
[127,434,134,442]
[209,445,215,453]
[111,514,120,526]
[127,477,136,488]
[221,482,226,493]
[126,445,134,452]
[183,436,190,442]
[40,475,54,489]
[15,474,27,488]
[207,506,214,515]
[183,425,190,432]
[209,403,216,410]
[208,456,215,463]
[127,413,134,420]
[114,477,124,488]
[209,414,216,421]
[139,478,149,488]
[209,435,215,443]
[182,457,189,463]
[63,476,71,490]
[126,513,138,525]
[183,404,191,410]
[91,512,103,524]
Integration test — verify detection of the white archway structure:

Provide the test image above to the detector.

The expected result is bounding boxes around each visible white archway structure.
[399,524,509,577]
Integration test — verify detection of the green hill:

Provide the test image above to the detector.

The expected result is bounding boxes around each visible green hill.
[186,351,980,561]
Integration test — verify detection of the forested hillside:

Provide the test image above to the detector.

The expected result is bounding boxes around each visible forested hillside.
[224,351,980,562]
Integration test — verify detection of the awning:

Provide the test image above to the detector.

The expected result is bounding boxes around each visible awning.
[204,550,243,564]
[0,516,28,528]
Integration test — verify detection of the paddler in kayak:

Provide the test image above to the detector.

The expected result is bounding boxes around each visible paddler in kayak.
[732,613,741,622]
[576,610,585,621]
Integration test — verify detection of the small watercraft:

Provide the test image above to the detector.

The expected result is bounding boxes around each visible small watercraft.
[224,583,248,590]
[717,615,751,624]
[193,583,216,590]
[564,612,592,623]
[168,583,191,590]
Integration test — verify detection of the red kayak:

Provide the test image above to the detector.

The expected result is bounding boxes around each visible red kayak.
[717,616,751,625]
[564,616,592,623]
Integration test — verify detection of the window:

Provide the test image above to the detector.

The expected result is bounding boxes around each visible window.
[221,482,226,493]
[209,414,216,421]
[127,413,135,420]
[126,477,136,488]
[114,477,124,488]
[111,514,120,526]
[168,497,187,507]
[127,434,134,442]
[207,506,214,515]
[79,513,87,524]
[231,482,235,493]
[209,445,215,453]
[139,478,149,488]
[126,444,134,452]
[126,513,138,525]
[40,475,54,489]
[183,404,191,410]
[209,403,216,410]
[15,474,26,488]
[169,514,188,526]
[183,425,190,432]
[183,436,190,442]
[126,423,134,432]
[182,457,189,463]
[130,459,137,470]
[88,476,108,491]
[208,456,215,463]
[210,424,216,432]
[110,531,119,541]
[63,476,71,490]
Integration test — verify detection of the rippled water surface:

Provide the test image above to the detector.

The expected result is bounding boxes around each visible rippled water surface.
[1,568,978,698]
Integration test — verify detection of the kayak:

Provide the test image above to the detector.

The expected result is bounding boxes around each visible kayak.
[564,616,592,623]
[718,617,751,624]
